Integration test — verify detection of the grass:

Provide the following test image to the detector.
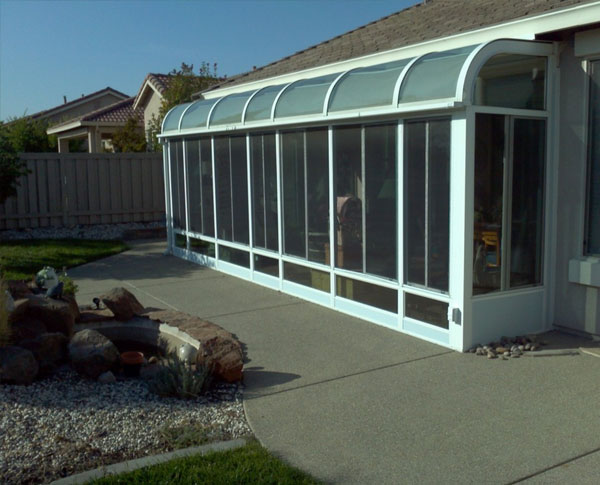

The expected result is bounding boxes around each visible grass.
[0,239,129,280]
[88,440,321,485]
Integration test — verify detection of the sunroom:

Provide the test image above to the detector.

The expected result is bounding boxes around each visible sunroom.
[159,39,554,351]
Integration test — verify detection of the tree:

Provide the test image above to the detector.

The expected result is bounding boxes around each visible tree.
[111,117,147,152]
[0,123,30,203]
[148,62,220,151]
[2,116,57,153]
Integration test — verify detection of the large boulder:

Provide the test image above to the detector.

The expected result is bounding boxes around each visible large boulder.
[10,318,47,344]
[9,295,77,337]
[68,329,120,379]
[6,280,32,299]
[0,346,39,385]
[100,287,144,321]
[19,332,68,376]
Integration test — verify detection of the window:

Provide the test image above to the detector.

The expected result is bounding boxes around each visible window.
[185,138,214,237]
[281,129,329,263]
[250,133,278,251]
[214,136,249,244]
[587,60,600,255]
[333,123,397,279]
[169,139,185,230]
[404,119,450,293]
[473,114,546,294]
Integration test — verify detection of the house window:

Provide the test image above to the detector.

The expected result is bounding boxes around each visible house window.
[473,114,546,294]
[169,139,185,230]
[586,60,600,255]
[185,138,214,237]
[404,118,451,293]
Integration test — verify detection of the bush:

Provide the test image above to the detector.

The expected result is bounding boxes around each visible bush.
[58,275,78,296]
[147,354,212,399]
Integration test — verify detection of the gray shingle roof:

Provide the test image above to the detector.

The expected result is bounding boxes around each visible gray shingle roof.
[30,87,129,119]
[51,97,142,129]
[208,0,595,91]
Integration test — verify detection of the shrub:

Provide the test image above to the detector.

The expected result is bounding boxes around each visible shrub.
[58,275,78,296]
[0,278,12,347]
[147,354,212,399]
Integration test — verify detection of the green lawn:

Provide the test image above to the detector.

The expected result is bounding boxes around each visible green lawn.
[0,239,129,280]
[89,440,320,485]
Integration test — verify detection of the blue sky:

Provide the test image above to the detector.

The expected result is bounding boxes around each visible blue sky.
[0,0,420,121]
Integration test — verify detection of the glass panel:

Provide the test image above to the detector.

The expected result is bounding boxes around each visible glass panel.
[283,262,330,292]
[336,276,397,313]
[245,85,285,122]
[404,119,450,292]
[306,129,329,264]
[282,131,306,258]
[219,246,250,268]
[329,59,412,112]
[169,140,185,230]
[399,45,476,103]
[186,139,202,233]
[405,293,448,329]
[365,124,397,279]
[475,54,546,110]
[180,99,220,129]
[210,91,256,126]
[510,118,545,288]
[334,126,363,271]
[175,233,186,249]
[251,133,278,251]
[254,254,279,277]
[587,60,600,255]
[200,139,215,237]
[275,73,340,118]
[214,137,232,241]
[189,237,215,257]
[163,103,192,131]
[473,114,505,295]
[230,136,249,244]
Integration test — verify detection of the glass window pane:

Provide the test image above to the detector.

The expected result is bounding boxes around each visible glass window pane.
[400,45,476,104]
[230,136,249,244]
[283,262,330,292]
[245,85,285,122]
[254,254,279,277]
[329,59,412,112]
[175,233,186,248]
[210,91,256,126]
[180,99,220,129]
[336,276,397,313]
[200,139,215,237]
[405,293,448,329]
[275,74,340,119]
[163,103,192,131]
[475,54,546,110]
[306,129,329,264]
[251,133,278,251]
[214,137,232,241]
[510,118,545,288]
[190,237,215,257]
[169,140,185,230]
[186,139,202,233]
[473,114,505,295]
[219,246,249,268]
[587,60,600,255]
[365,124,397,280]
[282,131,306,258]
[334,126,363,271]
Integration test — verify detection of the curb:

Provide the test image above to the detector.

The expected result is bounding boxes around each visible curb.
[50,438,248,484]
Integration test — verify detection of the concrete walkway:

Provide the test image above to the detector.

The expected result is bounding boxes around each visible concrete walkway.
[70,241,600,484]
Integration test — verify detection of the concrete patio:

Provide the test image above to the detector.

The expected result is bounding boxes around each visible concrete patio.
[69,241,600,484]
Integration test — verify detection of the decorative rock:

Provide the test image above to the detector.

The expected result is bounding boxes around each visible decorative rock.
[178,343,198,364]
[476,347,485,356]
[9,295,77,337]
[4,290,15,313]
[496,346,508,354]
[148,356,159,364]
[518,345,525,352]
[531,345,538,351]
[18,332,68,376]
[97,370,116,384]
[504,351,511,357]
[100,287,145,321]
[487,352,497,359]
[6,280,31,299]
[0,346,39,384]
[77,308,115,324]
[525,343,531,351]
[10,318,47,344]
[63,295,81,322]
[68,329,120,379]
[511,353,520,358]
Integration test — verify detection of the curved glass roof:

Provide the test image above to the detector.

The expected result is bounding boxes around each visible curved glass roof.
[162,40,552,136]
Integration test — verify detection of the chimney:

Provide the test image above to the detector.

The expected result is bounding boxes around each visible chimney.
[63,95,67,104]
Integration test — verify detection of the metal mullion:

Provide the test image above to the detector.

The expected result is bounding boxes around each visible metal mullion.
[229,137,235,242]
[361,126,367,274]
[328,126,335,304]
[210,137,219,260]
[165,142,174,251]
[501,116,512,291]
[334,267,399,290]
[424,122,430,288]
[182,139,190,250]
[246,133,253,272]
[397,121,404,322]
[304,131,309,260]
[198,139,204,235]
[262,135,268,247]
[276,130,284,288]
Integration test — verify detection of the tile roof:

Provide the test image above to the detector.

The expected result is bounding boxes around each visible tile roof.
[51,97,142,129]
[208,0,595,91]
[30,87,129,119]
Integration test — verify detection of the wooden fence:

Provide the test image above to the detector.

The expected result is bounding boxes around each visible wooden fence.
[0,153,165,230]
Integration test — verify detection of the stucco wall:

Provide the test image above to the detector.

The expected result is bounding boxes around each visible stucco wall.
[144,90,163,135]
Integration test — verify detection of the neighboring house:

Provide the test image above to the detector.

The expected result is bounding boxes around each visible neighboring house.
[133,73,173,144]
[47,97,143,153]
[159,0,600,351]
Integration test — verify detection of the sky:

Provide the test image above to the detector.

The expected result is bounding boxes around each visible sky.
[0,0,421,121]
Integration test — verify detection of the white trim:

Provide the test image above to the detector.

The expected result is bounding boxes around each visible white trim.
[402,317,450,346]
[252,271,280,291]
[281,280,331,307]
[271,82,294,121]
[334,296,399,329]
[217,260,251,280]
[323,71,352,115]
[252,246,279,259]
[217,239,250,252]
[333,268,398,290]
[206,96,227,128]
[328,125,335,305]
[178,102,197,131]
[275,129,284,291]
[402,285,450,303]
[393,54,427,105]
[241,88,262,124]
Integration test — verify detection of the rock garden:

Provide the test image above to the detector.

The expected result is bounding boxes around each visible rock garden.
[0,279,251,484]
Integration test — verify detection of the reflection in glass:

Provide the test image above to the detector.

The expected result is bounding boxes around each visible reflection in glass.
[210,91,255,126]
[336,276,397,313]
[254,254,279,277]
[163,103,192,131]
[186,140,202,233]
[180,99,219,129]
[251,134,278,251]
[275,74,339,118]
[200,139,214,237]
[175,233,186,249]
[282,131,305,258]
[214,137,232,241]
[219,246,250,267]
[405,293,448,329]
[283,262,330,292]
[189,237,215,257]
[475,54,546,110]
[245,85,285,122]
[169,140,185,230]
[587,60,600,255]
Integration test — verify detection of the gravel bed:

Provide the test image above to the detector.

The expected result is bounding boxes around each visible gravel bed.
[0,221,165,241]
[0,365,252,484]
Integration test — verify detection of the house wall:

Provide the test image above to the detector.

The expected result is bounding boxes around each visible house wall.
[553,30,600,336]
[43,93,125,125]
[144,91,163,136]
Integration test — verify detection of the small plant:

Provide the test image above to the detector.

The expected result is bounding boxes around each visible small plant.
[58,275,78,296]
[147,354,212,399]
[158,421,224,450]
[0,277,12,347]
